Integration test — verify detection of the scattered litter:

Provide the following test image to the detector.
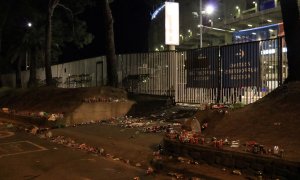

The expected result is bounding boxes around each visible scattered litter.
[2,108,9,113]
[46,131,53,138]
[6,124,14,128]
[30,126,39,135]
[273,146,279,155]
[83,97,127,103]
[168,172,184,179]
[232,169,242,175]
[146,167,154,174]
[274,122,281,126]
[230,140,240,148]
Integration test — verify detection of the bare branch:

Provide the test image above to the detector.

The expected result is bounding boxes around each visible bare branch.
[57,3,75,34]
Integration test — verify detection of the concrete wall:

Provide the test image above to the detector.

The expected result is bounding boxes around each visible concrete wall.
[65,101,135,125]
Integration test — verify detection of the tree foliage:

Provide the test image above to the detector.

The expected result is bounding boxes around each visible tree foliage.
[0,0,94,87]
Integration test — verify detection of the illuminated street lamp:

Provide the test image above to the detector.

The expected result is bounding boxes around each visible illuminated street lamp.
[199,0,215,48]
[253,1,258,12]
[235,6,241,18]
[26,22,33,70]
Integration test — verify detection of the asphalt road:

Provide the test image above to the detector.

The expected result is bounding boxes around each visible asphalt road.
[0,120,160,180]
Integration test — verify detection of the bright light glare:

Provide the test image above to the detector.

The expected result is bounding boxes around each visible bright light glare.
[27,22,32,27]
[205,5,214,15]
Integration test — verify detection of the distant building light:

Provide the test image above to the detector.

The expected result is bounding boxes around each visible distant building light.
[283,47,287,52]
[247,24,253,27]
[269,29,274,32]
[197,24,201,28]
[253,1,257,4]
[267,19,272,23]
[188,29,191,32]
[231,28,236,31]
[236,6,240,10]
[218,17,221,20]
[261,48,287,55]
[27,22,32,27]
[261,49,276,55]
[155,48,159,51]
[252,32,256,35]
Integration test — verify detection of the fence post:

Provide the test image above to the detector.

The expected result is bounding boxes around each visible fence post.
[217,46,222,103]
[278,37,283,85]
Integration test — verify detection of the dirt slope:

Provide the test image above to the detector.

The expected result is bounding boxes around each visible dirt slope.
[0,86,127,114]
[203,82,300,160]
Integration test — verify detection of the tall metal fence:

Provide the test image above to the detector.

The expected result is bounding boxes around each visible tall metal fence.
[119,37,287,104]
[0,37,287,105]
[117,51,183,96]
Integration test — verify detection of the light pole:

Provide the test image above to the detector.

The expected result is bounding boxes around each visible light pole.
[199,1,214,48]
[199,0,203,48]
[26,22,32,70]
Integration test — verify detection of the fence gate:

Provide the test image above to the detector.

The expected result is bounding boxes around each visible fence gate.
[175,37,287,105]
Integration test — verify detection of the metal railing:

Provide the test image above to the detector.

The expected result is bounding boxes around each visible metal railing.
[118,37,287,105]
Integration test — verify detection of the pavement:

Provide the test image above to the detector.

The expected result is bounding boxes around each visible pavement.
[0,118,168,180]
[0,111,250,180]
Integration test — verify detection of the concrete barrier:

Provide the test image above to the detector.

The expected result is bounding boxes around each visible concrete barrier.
[163,138,300,179]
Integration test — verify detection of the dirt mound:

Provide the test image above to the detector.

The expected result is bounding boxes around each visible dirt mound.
[204,82,300,160]
[0,86,127,114]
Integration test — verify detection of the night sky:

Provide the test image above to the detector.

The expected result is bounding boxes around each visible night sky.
[61,0,152,62]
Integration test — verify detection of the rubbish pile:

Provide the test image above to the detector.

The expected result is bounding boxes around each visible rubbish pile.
[244,141,284,158]
[165,128,286,159]
[83,97,127,103]
[1,107,64,122]
[178,130,201,144]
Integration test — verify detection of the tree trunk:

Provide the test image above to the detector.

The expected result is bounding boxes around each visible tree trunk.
[15,58,22,88]
[45,7,53,86]
[45,0,59,86]
[0,29,2,87]
[280,0,300,82]
[101,0,118,87]
[28,47,37,88]
[0,29,2,55]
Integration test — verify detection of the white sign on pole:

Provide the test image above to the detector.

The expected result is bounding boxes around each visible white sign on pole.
[165,2,179,45]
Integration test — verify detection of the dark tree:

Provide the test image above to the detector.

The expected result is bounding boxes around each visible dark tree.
[45,0,94,86]
[100,0,118,87]
[45,0,59,86]
[280,0,300,82]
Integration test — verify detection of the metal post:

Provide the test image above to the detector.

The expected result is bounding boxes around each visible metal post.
[200,0,203,48]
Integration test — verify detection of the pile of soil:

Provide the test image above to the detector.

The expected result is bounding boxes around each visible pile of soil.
[202,82,300,161]
[0,86,127,114]
[0,87,172,118]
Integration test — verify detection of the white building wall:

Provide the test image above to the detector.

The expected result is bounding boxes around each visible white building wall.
[0,56,107,88]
